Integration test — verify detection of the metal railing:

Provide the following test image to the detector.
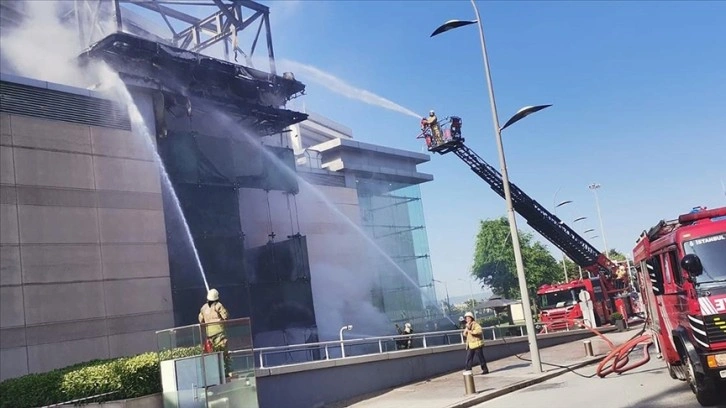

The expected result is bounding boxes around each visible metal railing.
[253,324,532,369]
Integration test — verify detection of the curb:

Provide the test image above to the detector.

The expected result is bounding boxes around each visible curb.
[444,355,605,408]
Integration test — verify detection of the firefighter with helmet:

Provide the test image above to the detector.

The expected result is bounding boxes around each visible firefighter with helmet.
[199,289,231,373]
[463,311,489,374]
[424,110,443,145]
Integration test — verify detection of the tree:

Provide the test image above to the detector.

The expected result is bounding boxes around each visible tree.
[557,248,629,281]
[607,248,627,262]
[471,217,561,300]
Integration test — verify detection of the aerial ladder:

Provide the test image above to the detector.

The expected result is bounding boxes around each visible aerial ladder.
[418,116,618,281]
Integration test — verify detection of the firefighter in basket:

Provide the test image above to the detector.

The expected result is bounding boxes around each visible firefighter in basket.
[424,110,443,145]
[199,289,232,375]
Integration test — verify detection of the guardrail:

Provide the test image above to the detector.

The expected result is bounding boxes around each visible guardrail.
[252,324,531,369]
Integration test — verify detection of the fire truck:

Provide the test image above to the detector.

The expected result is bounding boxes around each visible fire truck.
[417,116,625,331]
[634,206,726,406]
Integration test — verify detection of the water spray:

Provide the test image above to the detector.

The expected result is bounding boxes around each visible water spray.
[280,59,422,120]
[97,65,210,292]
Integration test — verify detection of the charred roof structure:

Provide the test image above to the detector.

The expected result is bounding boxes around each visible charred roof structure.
[73,0,308,135]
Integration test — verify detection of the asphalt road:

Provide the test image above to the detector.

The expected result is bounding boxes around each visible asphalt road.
[474,352,725,408]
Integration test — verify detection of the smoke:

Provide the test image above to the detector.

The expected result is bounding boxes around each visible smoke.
[279,59,423,120]
[0,1,110,87]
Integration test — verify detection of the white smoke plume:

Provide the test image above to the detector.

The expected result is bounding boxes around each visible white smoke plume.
[279,59,423,120]
[0,1,111,87]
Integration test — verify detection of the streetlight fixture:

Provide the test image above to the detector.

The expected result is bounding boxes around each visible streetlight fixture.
[339,324,353,358]
[431,0,547,373]
[588,183,609,255]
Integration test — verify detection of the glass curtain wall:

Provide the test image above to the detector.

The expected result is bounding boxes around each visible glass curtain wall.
[356,179,438,328]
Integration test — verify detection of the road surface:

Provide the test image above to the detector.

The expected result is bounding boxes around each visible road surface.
[474,352,722,408]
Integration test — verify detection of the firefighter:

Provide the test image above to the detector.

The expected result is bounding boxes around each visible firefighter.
[463,311,489,374]
[420,118,433,148]
[616,265,627,289]
[199,288,231,374]
[425,110,443,144]
[395,322,414,349]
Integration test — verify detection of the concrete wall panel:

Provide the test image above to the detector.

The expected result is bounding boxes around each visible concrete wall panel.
[0,113,11,146]
[98,208,166,244]
[27,336,109,374]
[0,347,29,381]
[16,186,96,208]
[23,281,105,325]
[10,115,91,154]
[0,286,25,328]
[108,330,157,359]
[0,186,16,205]
[97,191,163,211]
[90,126,154,161]
[21,244,102,284]
[25,318,107,346]
[93,156,161,193]
[103,278,172,317]
[106,311,174,336]
[17,205,98,244]
[13,148,94,189]
[101,244,169,280]
[0,327,26,349]
[0,145,14,184]
[0,245,21,286]
[0,204,19,244]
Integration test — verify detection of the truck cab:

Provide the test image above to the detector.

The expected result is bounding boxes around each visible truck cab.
[634,207,726,406]
[536,277,614,331]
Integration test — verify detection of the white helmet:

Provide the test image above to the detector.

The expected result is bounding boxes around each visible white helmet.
[429,110,435,116]
[207,288,219,302]
[464,312,475,319]
[405,322,412,329]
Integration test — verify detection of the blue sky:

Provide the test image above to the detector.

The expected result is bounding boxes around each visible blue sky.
[135,1,725,299]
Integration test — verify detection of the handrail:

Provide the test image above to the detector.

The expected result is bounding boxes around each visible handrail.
[253,324,533,368]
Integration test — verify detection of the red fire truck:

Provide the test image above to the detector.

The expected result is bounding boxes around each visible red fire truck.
[634,206,726,406]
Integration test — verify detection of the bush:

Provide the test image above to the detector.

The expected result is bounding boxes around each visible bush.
[0,346,201,408]
[609,312,624,324]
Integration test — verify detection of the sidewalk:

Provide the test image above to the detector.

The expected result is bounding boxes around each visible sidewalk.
[339,327,643,408]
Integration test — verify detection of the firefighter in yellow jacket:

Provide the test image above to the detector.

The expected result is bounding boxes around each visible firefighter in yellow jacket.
[425,110,443,144]
[463,311,489,374]
[199,288,231,374]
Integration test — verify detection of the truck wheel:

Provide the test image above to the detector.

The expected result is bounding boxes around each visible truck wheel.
[684,352,719,406]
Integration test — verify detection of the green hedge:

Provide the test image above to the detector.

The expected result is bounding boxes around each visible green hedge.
[0,346,201,408]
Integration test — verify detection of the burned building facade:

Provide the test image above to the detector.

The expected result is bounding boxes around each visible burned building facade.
[0,0,437,380]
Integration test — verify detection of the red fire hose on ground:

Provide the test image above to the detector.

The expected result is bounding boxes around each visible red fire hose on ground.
[578,322,654,377]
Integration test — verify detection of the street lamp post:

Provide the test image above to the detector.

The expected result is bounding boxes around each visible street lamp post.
[431,0,547,373]
[459,278,477,318]
[433,279,451,316]
[553,188,572,283]
[588,183,609,255]
[339,325,353,358]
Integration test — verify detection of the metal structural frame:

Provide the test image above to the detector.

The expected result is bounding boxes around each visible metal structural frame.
[68,0,277,75]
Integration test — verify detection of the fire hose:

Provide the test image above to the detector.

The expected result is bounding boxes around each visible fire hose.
[578,322,654,377]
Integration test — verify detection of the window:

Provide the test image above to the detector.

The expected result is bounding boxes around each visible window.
[668,251,683,285]
[646,256,664,296]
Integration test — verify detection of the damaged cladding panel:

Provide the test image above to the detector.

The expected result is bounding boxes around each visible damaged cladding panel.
[79,32,308,136]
